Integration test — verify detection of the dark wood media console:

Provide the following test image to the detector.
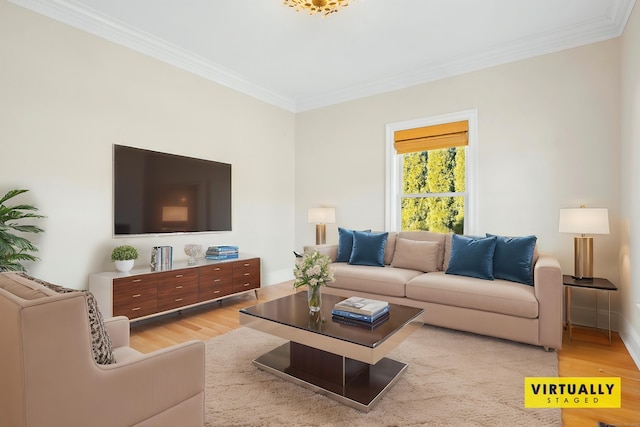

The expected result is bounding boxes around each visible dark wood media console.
[90,256,260,321]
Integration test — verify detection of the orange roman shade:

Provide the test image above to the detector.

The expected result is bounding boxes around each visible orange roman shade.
[394,120,468,154]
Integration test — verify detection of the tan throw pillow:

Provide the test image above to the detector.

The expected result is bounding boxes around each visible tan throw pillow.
[391,238,440,272]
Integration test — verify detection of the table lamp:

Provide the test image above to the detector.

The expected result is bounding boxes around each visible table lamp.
[558,206,609,279]
[308,207,335,245]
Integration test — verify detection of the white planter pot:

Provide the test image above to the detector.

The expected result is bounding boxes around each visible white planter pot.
[115,259,134,272]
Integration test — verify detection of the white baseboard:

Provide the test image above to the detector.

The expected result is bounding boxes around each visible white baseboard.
[262,268,294,287]
[619,316,640,371]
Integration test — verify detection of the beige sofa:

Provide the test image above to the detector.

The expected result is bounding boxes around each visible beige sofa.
[306,231,563,351]
[0,272,205,427]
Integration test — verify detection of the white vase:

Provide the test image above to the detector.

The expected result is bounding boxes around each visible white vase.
[115,259,134,272]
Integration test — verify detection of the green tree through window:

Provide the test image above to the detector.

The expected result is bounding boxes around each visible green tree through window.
[401,147,465,233]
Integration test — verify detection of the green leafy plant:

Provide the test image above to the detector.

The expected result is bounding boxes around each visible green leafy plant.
[0,189,45,272]
[111,245,139,261]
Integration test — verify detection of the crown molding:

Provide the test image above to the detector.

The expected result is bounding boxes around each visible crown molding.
[295,0,636,111]
[9,0,297,112]
[10,0,636,113]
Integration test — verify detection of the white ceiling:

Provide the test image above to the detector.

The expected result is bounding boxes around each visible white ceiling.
[11,0,636,112]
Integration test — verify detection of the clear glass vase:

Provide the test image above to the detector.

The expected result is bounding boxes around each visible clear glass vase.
[307,285,322,312]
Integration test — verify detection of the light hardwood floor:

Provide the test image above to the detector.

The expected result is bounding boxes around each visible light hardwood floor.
[129,282,640,427]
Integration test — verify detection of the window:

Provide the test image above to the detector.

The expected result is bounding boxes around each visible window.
[385,110,477,234]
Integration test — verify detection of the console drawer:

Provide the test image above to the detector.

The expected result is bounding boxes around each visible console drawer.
[199,263,233,301]
[157,269,199,312]
[112,275,157,319]
[232,258,260,293]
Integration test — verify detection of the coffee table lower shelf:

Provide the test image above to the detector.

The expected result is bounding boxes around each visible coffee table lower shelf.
[253,341,407,412]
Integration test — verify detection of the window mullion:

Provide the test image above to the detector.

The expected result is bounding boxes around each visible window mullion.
[402,192,466,198]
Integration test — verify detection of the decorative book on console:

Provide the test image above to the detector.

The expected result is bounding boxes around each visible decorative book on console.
[151,246,173,271]
[206,245,239,260]
[333,296,389,316]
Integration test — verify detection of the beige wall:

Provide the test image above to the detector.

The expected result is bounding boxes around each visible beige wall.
[621,4,640,364]
[0,2,296,288]
[2,0,638,363]
[295,39,623,334]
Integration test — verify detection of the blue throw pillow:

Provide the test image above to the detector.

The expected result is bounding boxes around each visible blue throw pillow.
[336,228,370,262]
[487,234,537,285]
[446,234,497,280]
[348,231,388,267]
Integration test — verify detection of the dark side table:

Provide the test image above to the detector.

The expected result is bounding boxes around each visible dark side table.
[562,275,617,344]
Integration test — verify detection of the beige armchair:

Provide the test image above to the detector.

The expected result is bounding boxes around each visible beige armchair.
[0,272,205,427]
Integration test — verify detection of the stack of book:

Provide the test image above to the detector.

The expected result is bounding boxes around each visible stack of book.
[331,296,390,328]
[206,245,239,260]
[151,246,173,271]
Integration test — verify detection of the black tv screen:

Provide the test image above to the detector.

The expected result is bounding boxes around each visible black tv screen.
[113,145,232,235]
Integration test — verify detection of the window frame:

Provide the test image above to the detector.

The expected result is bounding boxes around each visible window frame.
[385,109,478,234]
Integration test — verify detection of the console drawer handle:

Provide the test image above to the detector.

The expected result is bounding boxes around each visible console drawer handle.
[174,298,183,302]
[244,273,250,276]
[214,290,221,294]
[132,294,141,298]
[175,274,184,278]
[214,279,221,282]
[243,263,250,267]
[131,307,141,311]
[175,285,183,289]
[243,283,250,287]
[214,267,221,271]
[132,279,142,283]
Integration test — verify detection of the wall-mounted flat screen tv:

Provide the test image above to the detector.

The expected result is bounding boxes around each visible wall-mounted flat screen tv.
[113,144,232,235]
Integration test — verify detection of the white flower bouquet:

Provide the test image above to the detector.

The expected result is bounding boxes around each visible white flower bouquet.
[293,251,334,289]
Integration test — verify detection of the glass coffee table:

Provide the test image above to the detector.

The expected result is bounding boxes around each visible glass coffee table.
[239,291,424,412]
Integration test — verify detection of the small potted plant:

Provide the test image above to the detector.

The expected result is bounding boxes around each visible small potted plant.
[111,245,138,272]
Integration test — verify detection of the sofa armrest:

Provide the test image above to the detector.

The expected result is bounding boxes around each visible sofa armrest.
[104,316,130,348]
[303,244,338,262]
[533,254,563,350]
[97,340,205,425]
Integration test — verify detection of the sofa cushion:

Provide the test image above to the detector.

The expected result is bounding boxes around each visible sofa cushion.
[406,271,539,319]
[391,238,440,273]
[18,273,116,365]
[398,231,447,271]
[112,346,143,363]
[383,232,398,265]
[443,233,453,271]
[336,228,370,262]
[446,234,497,280]
[328,263,422,297]
[487,234,537,285]
[349,231,388,267]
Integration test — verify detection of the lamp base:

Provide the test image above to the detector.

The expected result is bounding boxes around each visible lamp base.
[315,223,326,245]
[573,236,594,279]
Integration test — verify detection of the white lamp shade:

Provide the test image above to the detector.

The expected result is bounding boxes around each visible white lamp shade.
[308,207,336,224]
[558,208,609,235]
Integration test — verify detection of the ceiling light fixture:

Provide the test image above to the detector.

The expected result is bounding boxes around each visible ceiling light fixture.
[283,0,352,17]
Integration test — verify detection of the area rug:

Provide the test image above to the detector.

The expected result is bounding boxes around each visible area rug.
[204,325,561,426]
